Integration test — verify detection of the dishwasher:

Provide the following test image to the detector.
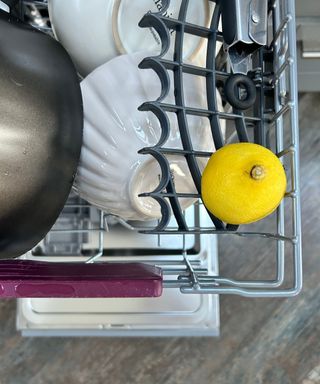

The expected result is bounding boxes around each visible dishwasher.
[0,0,301,336]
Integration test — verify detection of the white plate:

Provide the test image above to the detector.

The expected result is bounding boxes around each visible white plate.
[73,52,226,221]
[48,0,212,76]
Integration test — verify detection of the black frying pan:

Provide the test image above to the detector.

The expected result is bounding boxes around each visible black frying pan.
[0,6,83,258]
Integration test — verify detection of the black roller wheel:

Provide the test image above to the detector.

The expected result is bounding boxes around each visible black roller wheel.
[224,74,257,110]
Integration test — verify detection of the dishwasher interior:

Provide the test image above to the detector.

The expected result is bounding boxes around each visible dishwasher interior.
[1,0,302,336]
[18,196,219,336]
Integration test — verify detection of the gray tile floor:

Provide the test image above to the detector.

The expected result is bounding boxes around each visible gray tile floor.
[0,93,319,384]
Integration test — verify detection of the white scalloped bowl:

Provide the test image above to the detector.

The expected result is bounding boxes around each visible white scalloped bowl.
[74,53,225,221]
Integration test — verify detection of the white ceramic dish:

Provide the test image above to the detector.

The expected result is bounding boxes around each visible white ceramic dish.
[73,53,225,221]
[48,0,212,76]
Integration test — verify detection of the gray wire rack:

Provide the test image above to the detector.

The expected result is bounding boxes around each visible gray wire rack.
[27,0,302,298]
[134,0,302,297]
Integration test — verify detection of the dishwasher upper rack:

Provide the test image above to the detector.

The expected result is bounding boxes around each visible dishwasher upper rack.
[15,0,302,299]
[135,0,302,297]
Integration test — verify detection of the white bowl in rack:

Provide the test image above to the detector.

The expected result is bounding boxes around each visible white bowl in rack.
[74,53,225,221]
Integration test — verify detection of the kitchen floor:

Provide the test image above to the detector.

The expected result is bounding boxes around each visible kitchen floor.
[0,92,319,384]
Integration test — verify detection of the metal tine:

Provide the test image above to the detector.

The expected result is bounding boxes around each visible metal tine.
[102,214,155,232]
[270,15,291,48]
[233,109,250,142]
[86,211,105,263]
[180,222,200,287]
[157,218,161,247]
[141,228,293,242]
[164,268,207,276]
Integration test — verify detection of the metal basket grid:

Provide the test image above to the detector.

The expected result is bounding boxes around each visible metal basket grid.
[133,0,302,297]
[26,0,302,298]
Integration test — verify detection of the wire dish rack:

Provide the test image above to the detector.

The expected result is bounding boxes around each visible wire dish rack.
[16,0,301,299]
[134,0,302,297]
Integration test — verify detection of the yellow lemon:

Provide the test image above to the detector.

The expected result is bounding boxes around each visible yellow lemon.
[201,143,287,225]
